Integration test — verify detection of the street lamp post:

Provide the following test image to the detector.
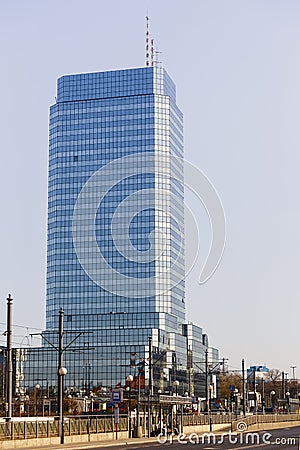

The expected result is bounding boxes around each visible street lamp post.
[281,371,285,401]
[58,308,67,445]
[147,336,153,438]
[173,380,179,396]
[24,395,30,417]
[157,389,163,435]
[208,385,213,432]
[235,388,239,414]
[173,380,180,434]
[286,391,290,413]
[0,349,5,407]
[126,375,133,438]
[34,384,40,416]
[270,390,276,411]
[58,367,67,443]
[260,378,265,414]
[137,366,141,429]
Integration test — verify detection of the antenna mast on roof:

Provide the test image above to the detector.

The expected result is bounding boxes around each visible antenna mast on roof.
[146,16,150,66]
[151,38,155,66]
[146,16,159,67]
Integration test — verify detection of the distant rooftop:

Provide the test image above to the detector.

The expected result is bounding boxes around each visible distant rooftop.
[247,365,269,373]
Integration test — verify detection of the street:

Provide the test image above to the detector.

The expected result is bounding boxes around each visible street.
[31,427,300,450]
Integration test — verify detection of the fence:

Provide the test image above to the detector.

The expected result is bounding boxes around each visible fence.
[0,416,128,441]
[232,413,300,431]
[183,413,232,426]
[1,413,300,441]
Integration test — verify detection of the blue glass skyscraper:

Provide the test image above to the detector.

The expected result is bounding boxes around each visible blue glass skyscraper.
[23,67,219,396]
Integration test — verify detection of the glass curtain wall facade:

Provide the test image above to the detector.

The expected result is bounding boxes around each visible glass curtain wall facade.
[22,67,218,395]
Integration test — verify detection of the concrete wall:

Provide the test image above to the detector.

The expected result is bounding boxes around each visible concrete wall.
[0,431,128,449]
[183,423,231,434]
[248,420,300,431]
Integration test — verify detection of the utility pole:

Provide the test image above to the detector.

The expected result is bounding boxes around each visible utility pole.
[205,349,208,412]
[204,350,212,431]
[148,336,153,438]
[30,309,85,444]
[281,371,285,400]
[148,336,153,395]
[137,366,141,427]
[222,357,226,374]
[5,294,13,422]
[290,366,297,397]
[242,359,246,416]
[58,308,67,445]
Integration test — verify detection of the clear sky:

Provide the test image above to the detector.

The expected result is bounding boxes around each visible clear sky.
[0,0,299,376]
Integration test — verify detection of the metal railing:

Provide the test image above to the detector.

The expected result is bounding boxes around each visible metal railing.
[0,416,127,441]
[232,413,300,431]
[1,413,300,441]
[183,413,232,426]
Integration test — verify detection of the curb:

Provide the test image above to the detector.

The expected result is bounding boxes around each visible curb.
[24,437,159,450]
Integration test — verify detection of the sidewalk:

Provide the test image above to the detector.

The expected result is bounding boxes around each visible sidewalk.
[24,436,159,450]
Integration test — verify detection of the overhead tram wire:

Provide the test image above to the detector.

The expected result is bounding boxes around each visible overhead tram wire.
[0,322,43,331]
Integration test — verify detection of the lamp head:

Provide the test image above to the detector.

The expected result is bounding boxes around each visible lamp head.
[58,367,67,376]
